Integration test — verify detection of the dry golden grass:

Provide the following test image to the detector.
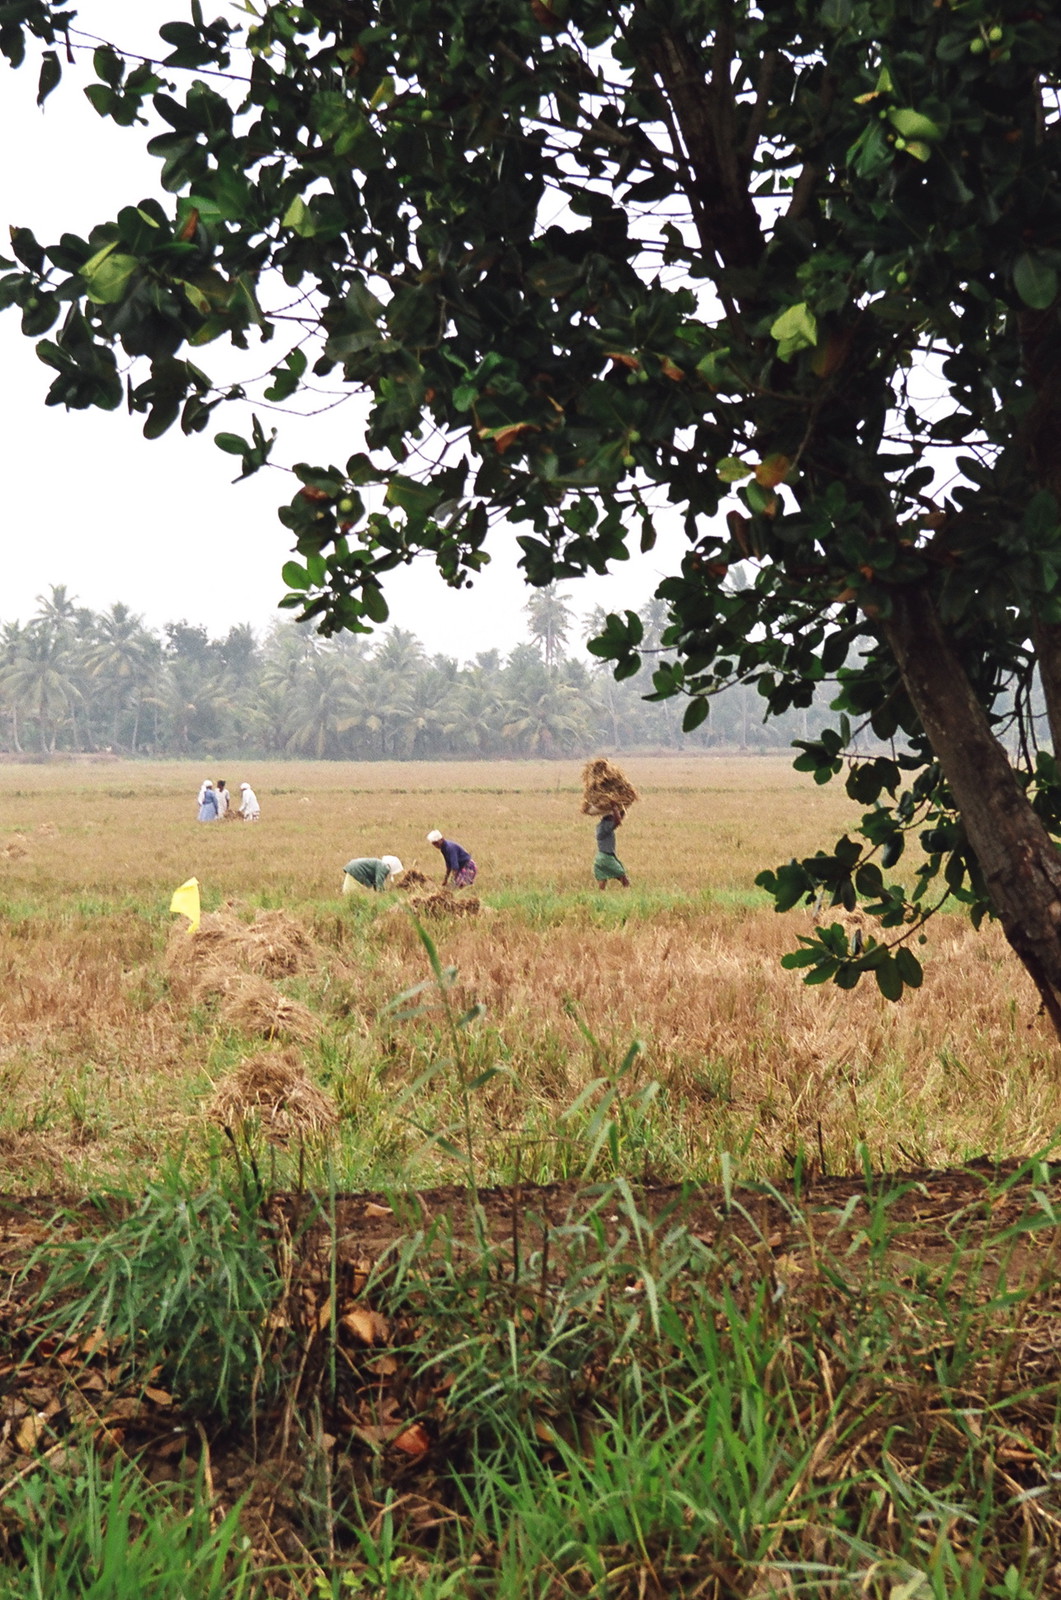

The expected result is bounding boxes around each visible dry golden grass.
[0,756,1056,1191]
[0,754,862,899]
[206,1046,338,1141]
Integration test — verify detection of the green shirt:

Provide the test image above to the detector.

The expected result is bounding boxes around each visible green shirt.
[344,857,390,890]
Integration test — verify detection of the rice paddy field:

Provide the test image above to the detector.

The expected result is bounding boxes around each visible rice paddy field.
[3,756,1061,1600]
[0,754,1053,1193]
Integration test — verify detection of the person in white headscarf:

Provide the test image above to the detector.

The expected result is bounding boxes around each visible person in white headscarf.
[238,782,261,821]
[197,780,219,823]
[342,855,403,893]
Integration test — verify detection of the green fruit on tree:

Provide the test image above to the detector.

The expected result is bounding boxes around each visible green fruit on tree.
[894,136,907,150]
[628,429,641,443]
[988,26,1003,43]
[622,452,636,467]
[337,497,355,513]
[969,37,986,54]
[895,269,908,286]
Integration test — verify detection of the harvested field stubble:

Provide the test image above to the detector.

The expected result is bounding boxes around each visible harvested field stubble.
[0,757,1054,1191]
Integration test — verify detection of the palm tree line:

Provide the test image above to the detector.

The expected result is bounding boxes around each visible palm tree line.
[0,585,822,759]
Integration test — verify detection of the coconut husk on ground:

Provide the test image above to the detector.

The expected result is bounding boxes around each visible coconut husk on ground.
[393,867,431,891]
[206,1046,337,1140]
[217,974,320,1043]
[579,758,639,817]
[407,890,481,919]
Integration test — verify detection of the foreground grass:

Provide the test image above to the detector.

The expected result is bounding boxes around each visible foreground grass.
[4,1154,1061,1597]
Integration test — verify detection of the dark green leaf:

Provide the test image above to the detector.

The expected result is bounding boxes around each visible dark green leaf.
[1014,254,1058,311]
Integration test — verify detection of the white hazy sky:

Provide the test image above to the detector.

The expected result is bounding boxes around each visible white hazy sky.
[0,2,689,657]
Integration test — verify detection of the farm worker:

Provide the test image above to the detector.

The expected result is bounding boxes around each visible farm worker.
[427,829,477,888]
[594,806,630,889]
[342,855,403,894]
[238,782,260,821]
[216,779,231,819]
[197,780,220,823]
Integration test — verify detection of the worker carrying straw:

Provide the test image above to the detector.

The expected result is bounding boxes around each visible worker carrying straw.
[581,759,637,890]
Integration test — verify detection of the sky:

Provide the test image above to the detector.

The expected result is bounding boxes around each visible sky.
[0,2,689,658]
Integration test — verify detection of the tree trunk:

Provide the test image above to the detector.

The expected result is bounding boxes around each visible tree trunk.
[1032,616,1061,760]
[885,585,1061,1038]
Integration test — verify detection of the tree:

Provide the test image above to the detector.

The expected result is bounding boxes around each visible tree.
[524,583,575,669]
[0,624,81,754]
[282,651,359,757]
[5,3,1061,1023]
[81,602,159,751]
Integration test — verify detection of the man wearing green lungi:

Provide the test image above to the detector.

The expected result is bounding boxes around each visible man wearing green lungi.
[594,807,630,889]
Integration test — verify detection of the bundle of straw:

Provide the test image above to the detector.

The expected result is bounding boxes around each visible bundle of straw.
[407,890,481,918]
[579,758,639,817]
[393,867,431,890]
[207,1047,337,1139]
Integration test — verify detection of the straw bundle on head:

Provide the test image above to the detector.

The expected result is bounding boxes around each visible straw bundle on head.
[579,758,639,816]
[207,1047,337,1141]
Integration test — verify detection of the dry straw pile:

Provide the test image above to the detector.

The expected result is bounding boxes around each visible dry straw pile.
[217,976,319,1043]
[207,1047,337,1140]
[579,758,639,816]
[407,889,480,918]
[166,905,321,1041]
[393,867,431,890]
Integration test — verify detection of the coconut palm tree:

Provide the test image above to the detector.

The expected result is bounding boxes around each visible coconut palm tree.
[502,680,593,756]
[392,667,462,758]
[0,625,82,753]
[283,653,360,758]
[524,583,574,669]
[0,621,29,752]
[81,603,160,751]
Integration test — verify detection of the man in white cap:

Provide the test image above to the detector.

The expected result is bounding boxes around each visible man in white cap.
[342,855,403,893]
[427,829,477,888]
[238,782,261,821]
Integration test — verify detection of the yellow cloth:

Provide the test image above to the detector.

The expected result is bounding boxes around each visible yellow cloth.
[169,877,201,934]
